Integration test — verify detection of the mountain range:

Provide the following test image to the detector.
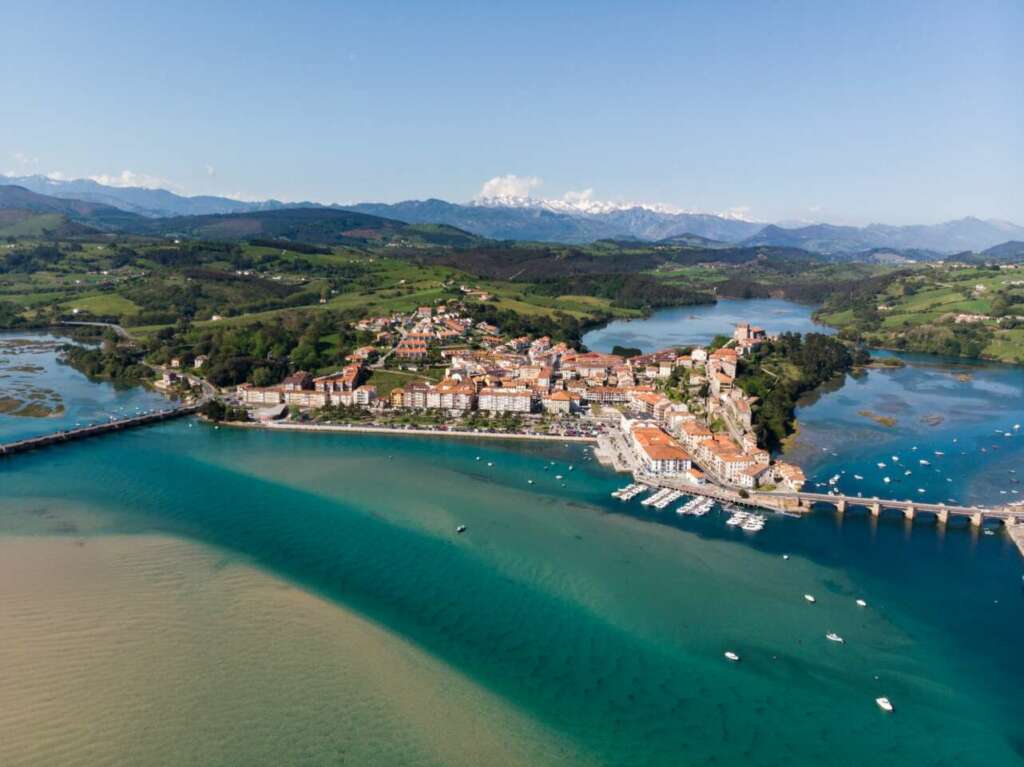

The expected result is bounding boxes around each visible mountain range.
[3,174,1023,255]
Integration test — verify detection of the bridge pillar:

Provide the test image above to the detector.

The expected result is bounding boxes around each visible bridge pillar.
[836,499,847,513]
[869,503,881,517]
[936,508,949,525]
[903,505,915,521]
[970,512,984,528]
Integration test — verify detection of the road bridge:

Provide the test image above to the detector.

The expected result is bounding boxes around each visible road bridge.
[0,405,197,458]
[642,478,1020,527]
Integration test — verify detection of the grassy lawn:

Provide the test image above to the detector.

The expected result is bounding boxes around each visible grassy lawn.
[983,329,1024,364]
[61,293,140,317]
[365,369,430,396]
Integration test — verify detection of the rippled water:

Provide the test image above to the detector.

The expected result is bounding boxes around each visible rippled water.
[1,323,1023,765]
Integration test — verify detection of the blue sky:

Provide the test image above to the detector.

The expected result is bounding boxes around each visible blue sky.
[2,0,1020,224]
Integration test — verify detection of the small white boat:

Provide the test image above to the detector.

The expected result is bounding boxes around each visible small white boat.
[826,632,845,643]
[528,479,534,484]
[555,475,563,480]
[876,697,894,713]
[883,477,891,484]
[804,594,816,604]
[724,651,740,662]
[856,599,867,607]
[891,455,899,462]
[877,462,886,468]
[456,525,467,534]
[919,459,930,466]
[853,474,863,480]
[487,462,494,467]
[783,554,790,560]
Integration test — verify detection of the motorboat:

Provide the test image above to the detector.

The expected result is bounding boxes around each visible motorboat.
[456,525,467,534]
[876,697,894,713]
[804,594,816,604]
[783,554,790,560]
[724,651,740,662]
[856,599,867,607]
[826,632,845,643]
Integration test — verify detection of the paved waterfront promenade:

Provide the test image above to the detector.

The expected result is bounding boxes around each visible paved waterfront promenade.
[227,420,598,443]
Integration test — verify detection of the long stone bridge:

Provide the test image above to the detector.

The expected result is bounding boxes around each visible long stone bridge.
[646,477,1022,528]
[0,405,198,458]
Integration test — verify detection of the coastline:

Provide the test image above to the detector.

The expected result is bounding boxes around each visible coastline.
[219,419,598,444]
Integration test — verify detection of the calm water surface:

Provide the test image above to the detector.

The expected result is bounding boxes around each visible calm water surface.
[582,297,833,353]
[0,332,167,441]
[1,318,1023,766]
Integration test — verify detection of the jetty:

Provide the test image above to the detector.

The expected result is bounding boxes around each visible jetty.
[0,405,197,458]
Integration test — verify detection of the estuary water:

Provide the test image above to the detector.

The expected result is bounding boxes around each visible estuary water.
[1,328,1023,766]
[581,297,833,353]
[0,332,167,441]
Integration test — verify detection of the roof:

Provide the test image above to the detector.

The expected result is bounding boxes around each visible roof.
[631,425,690,462]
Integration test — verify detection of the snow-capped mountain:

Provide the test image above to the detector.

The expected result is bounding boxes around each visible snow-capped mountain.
[4,173,1021,252]
[470,194,687,216]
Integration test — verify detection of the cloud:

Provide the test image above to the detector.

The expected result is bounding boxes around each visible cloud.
[87,170,176,190]
[477,174,542,199]
[205,165,216,177]
[12,151,39,168]
[561,188,595,204]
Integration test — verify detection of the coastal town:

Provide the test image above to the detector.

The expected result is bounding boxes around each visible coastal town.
[213,301,807,495]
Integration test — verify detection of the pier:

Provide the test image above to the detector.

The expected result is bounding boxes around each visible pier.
[0,405,197,458]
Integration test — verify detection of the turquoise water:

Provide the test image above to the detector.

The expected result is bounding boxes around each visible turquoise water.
[582,297,833,353]
[0,333,168,442]
[2,424,1023,764]
[2,323,1024,764]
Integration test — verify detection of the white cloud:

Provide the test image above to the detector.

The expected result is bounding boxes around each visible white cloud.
[45,171,70,181]
[87,170,175,189]
[205,165,216,177]
[477,174,543,199]
[561,188,595,205]
[12,151,39,168]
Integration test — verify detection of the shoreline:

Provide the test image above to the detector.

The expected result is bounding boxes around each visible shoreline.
[218,419,598,444]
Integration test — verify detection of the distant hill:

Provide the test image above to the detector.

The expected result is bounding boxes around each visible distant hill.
[346,199,763,244]
[981,240,1024,261]
[656,233,730,248]
[0,210,98,239]
[2,175,290,218]
[124,207,482,247]
[0,184,143,230]
[742,217,1024,255]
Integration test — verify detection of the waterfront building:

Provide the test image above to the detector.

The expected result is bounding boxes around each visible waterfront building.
[541,390,576,414]
[629,423,692,477]
[478,388,534,413]
[285,389,330,408]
